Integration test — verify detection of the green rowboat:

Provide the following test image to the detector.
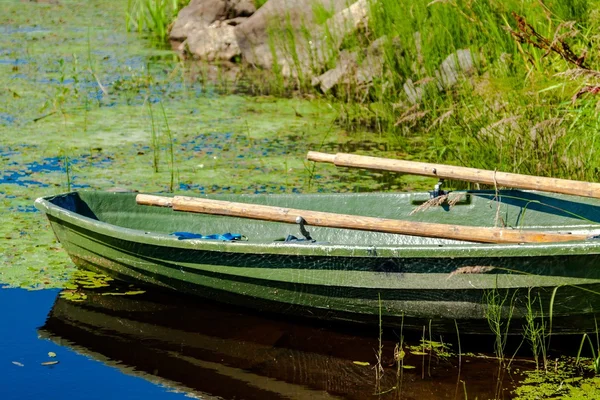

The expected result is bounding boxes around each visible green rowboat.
[34,190,600,334]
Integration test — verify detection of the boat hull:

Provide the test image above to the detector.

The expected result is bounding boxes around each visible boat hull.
[36,191,600,334]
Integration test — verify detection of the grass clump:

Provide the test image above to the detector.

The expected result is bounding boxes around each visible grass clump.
[335,0,600,181]
[127,0,190,42]
[245,0,600,183]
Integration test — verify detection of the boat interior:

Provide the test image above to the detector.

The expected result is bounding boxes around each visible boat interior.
[43,190,600,246]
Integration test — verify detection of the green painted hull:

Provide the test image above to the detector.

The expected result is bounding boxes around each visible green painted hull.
[35,190,600,334]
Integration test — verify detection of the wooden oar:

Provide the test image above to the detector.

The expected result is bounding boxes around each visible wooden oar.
[136,194,589,244]
[307,151,600,199]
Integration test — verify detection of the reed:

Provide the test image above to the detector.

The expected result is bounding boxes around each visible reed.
[374,292,384,394]
[60,150,71,192]
[159,101,176,192]
[523,289,549,371]
[394,313,405,398]
[576,318,600,375]
[576,334,600,374]
[147,100,160,173]
[483,285,517,398]
[454,320,463,399]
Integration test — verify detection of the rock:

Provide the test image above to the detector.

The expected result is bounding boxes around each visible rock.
[235,0,368,77]
[403,79,424,104]
[324,0,369,42]
[436,49,475,89]
[312,51,357,92]
[184,21,242,61]
[229,0,256,17]
[312,35,387,93]
[353,35,385,85]
[170,0,256,41]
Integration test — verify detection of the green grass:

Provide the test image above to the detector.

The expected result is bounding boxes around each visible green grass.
[247,0,600,184]
[126,0,190,42]
[352,0,600,180]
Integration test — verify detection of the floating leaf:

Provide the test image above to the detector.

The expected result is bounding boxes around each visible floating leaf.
[101,290,145,296]
[353,361,370,366]
[12,361,24,367]
[402,365,416,369]
[41,361,59,366]
[48,352,56,358]
[411,351,428,355]
[563,377,584,383]
[124,290,145,295]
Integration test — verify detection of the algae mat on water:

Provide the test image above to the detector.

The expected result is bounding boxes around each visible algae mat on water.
[0,0,411,289]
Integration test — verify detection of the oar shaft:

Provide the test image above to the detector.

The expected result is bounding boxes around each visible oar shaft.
[136,194,588,244]
[307,151,600,199]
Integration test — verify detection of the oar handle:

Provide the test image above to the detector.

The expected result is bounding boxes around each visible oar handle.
[135,194,589,244]
[307,151,600,199]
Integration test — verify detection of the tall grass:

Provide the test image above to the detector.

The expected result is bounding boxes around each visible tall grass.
[127,0,190,42]
[248,0,600,183]
[144,0,600,181]
[344,0,600,181]
[523,289,548,371]
[484,285,517,398]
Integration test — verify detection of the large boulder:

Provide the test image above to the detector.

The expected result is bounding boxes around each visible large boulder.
[235,0,368,77]
[170,0,256,41]
[185,21,241,61]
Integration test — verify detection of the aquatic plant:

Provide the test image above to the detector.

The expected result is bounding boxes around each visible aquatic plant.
[577,332,600,374]
[61,151,71,192]
[523,288,549,371]
[159,101,177,192]
[374,293,384,393]
[147,100,160,173]
[484,285,518,398]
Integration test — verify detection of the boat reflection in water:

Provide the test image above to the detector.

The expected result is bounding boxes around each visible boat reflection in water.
[39,287,514,399]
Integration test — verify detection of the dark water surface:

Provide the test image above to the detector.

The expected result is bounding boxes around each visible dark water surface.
[1,285,523,399]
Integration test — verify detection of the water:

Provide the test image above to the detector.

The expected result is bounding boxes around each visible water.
[1,285,520,399]
[0,288,187,399]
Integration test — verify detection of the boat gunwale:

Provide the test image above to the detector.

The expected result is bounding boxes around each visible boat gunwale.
[34,192,600,259]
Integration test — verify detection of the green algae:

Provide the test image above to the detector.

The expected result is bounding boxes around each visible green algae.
[1,0,431,290]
